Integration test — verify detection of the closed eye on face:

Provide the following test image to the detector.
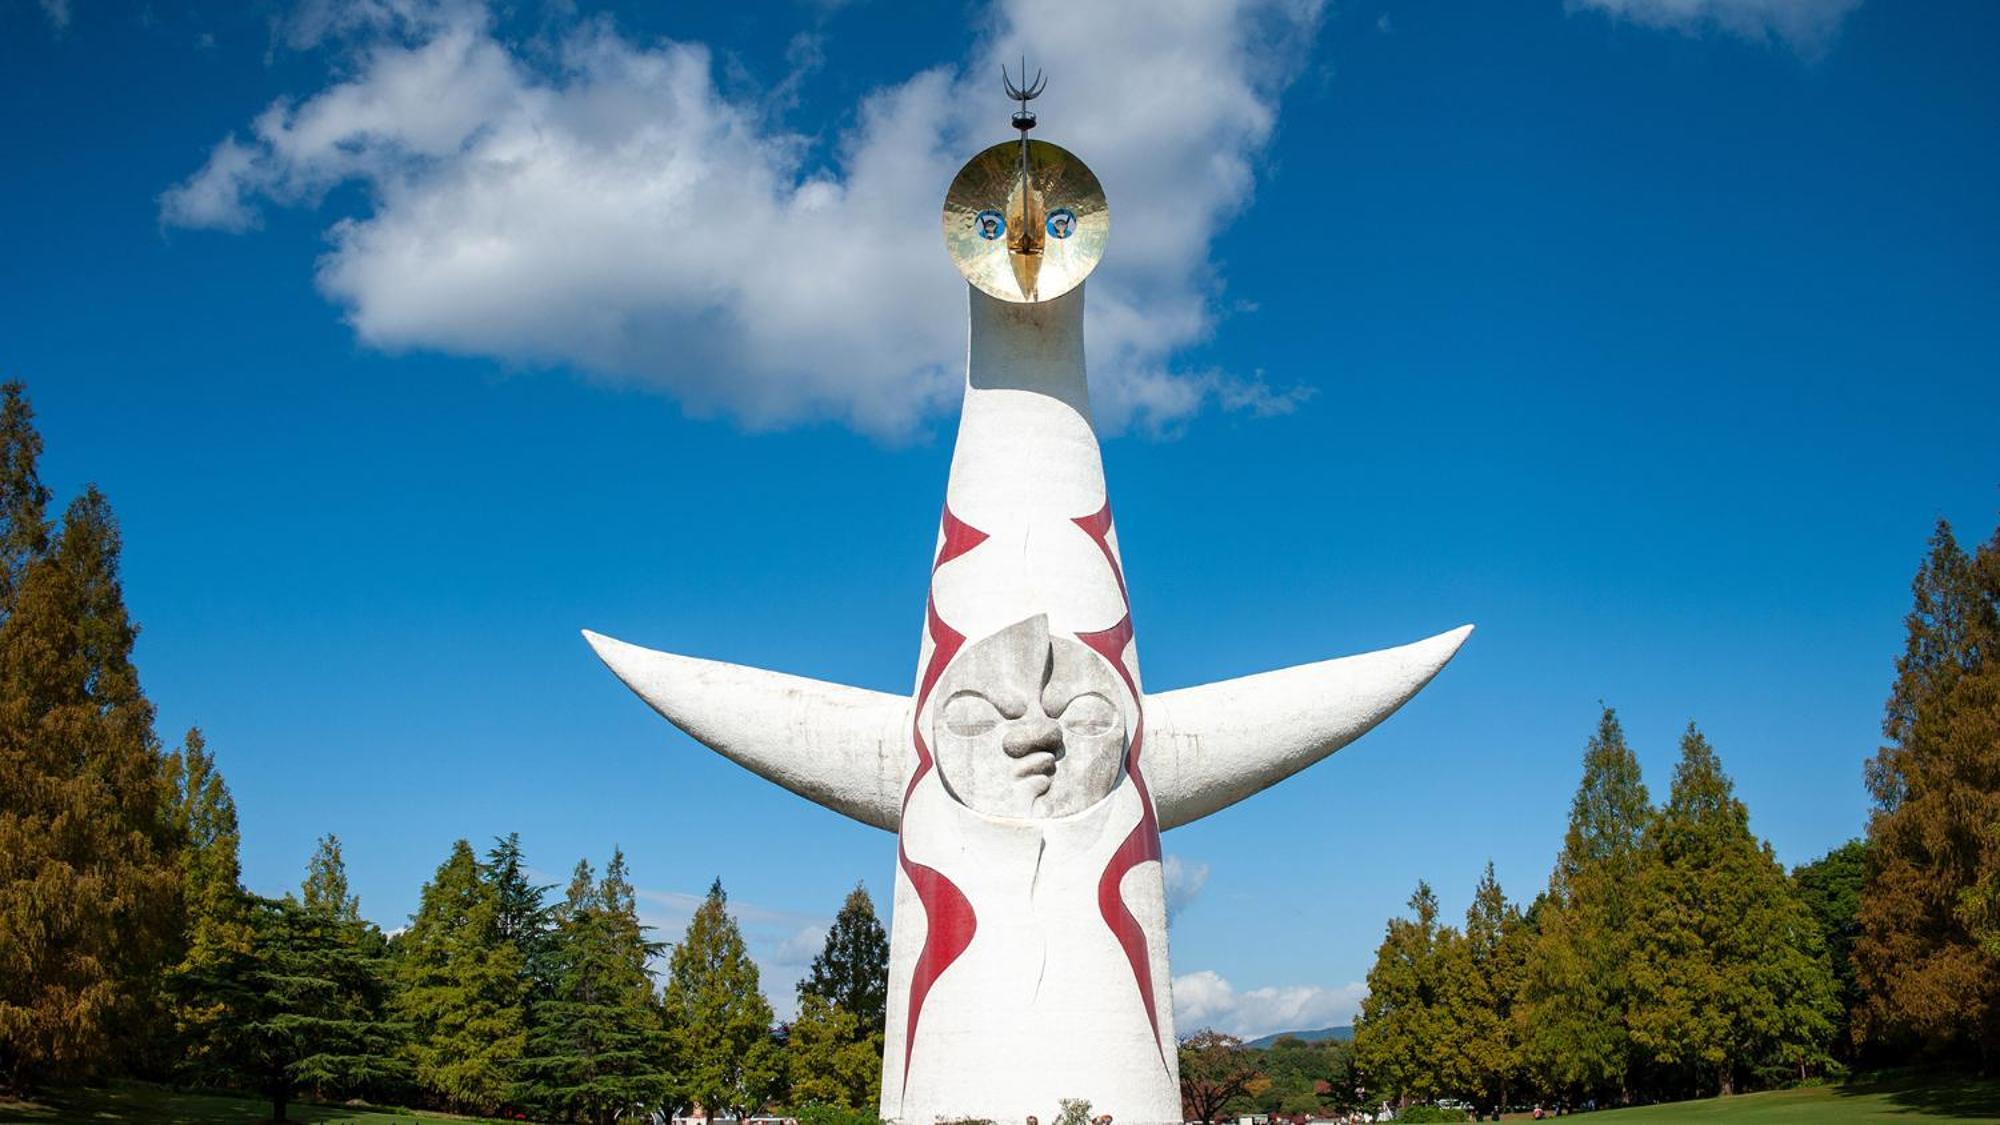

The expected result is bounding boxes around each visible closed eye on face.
[942,691,1003,737]
[1058,692,1118,737]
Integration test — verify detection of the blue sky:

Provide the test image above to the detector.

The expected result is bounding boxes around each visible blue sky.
[3,0,1995,1036]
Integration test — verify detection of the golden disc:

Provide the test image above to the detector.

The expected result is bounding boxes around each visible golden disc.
[942,138,1108,304]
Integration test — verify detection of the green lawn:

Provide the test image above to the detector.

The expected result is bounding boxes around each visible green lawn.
[8,1074,1997,1125]
[1511,1071,2000,1123]
[0,1083,529,1124]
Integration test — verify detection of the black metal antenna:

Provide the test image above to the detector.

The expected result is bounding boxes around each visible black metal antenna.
[1001,59,1047,256]
[1002,57,1046,133]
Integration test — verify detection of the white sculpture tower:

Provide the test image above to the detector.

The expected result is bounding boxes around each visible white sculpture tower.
[586,70,1471,1125]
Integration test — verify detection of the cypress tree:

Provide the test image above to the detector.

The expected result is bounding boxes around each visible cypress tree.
[303,834,361,922]
[662,879,782,1118]
[521,852,670,1124]
[0,382,51,615]
[786,992,881,1111]
[1353,880,1455,1107]
[1792,839,1867,1058]
[1856,519,2000,1063]
[396,839,527,1114]
[1627,726,1835,1096]
[799,883,890,1036]
[164,728,257,1077]
[487,832,557,1011]
[0,487,180,1086]
[1518,707,1651,1105]
[1448,862,1524,1116]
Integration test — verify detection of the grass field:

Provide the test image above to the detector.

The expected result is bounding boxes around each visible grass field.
[1507,1071,2000,1123]
[4,1073,1995,1125]
[0,1082,523,1124]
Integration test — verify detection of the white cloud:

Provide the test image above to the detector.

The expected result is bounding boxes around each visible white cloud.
[1569,0,1864,55]
[775,923,829,968]
[1162,853,1210,921]
[39,0,70,31]
[160,0,1323,437]
[1172,968,1365,1041]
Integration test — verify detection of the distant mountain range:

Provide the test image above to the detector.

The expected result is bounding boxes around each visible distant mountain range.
[1244,1026,1354,1049]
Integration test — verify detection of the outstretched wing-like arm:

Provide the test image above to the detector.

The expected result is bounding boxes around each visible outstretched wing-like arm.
[1145,625,1472,830]
[583,630,908,832]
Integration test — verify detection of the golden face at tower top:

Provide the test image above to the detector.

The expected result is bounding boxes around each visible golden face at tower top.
[943,139,1108,304]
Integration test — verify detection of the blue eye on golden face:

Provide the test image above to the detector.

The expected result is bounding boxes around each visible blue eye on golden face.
[975,210,1007,240]
[1046,208,1077,239]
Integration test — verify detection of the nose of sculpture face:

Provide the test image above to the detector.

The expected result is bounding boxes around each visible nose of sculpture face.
[1004,715,1062,755]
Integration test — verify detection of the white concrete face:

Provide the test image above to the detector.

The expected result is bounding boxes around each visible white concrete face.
[584,284,1473,1125]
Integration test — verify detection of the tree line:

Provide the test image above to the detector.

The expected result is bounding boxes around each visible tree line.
[6,372,1995,1121]
[0,382,892,1122]
[1347,516,2000,1116]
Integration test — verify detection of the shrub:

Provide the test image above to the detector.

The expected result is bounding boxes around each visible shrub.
[796,1103,883,1125]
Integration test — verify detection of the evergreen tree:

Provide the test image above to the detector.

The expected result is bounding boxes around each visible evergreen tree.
[799,883,890,1036]
[1446,862,1524,1116]
[1856,519,2000,1063]
[163,728,257,1077]
[1871,520,1992,804]
[1354,881,1456,1106]
[786,992,881,1111]
[0,382,51,615]
[205,894,406,1121]
[1627,726,1836,1096]
[521,852,670,1124]
[396,839,527,1114]
[172,845,402,1120]
[1792,839,1867,1057]
[662,879,782,1118]
[303,834,361,922]
[1518,708,1651,1105]
[0,487,180,1086]
[487,832,557,1010]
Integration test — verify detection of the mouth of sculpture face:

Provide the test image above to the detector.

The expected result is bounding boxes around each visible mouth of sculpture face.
[1016,753,1059,782]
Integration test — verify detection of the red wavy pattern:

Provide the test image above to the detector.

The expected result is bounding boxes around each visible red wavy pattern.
[1073,503,1168,1068]
[1073,502,1129,606]
[897,506,988,1085]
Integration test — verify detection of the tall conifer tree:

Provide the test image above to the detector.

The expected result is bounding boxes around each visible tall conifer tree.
[1792,839,1867,1057]
[1447,863,1524,1115]
[800,883,890,1036]
[1354,881,1456,1106]
[662,879,781,1118]
[522,852,669,1124]
[164,728,257,1075]
[396,839,526,1114]
[487,832,556,1012]
[0,382,51,615]
[1857,519,2000,1062]
[1628,726,1835,1096]
[1519,707,1651,1105]
[786,992,881,1111]
[303,834,361,922]
[0,487,180,1085]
